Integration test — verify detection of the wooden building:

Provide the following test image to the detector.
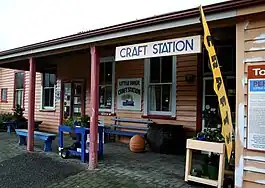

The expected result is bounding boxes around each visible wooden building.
[0,0,265,186]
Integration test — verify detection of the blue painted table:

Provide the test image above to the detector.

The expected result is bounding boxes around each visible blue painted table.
[58,125,104,163]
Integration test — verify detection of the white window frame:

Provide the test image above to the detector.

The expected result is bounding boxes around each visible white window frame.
[144,56,177,117]
[40,73,56,110]
[99,56,115,114]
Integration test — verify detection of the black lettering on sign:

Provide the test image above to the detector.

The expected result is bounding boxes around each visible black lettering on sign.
[206,35,213,47]
[211,55,219,69]
[225,132,231,145]
[223,111,229,125]
[220,96,226,107]
[216,77,222,91]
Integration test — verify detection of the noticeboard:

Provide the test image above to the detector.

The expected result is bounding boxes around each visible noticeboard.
[247,65,265,151]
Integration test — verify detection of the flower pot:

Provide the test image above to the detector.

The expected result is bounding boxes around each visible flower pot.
[208,164,218,180]
[129,135,145,153]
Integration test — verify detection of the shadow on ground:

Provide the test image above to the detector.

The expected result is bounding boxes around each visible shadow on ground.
[0,152,85,188]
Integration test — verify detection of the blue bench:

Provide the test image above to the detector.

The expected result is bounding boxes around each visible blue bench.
[15,129,56,152]
[104,117,153,141]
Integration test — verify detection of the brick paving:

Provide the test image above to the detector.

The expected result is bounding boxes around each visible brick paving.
[0,131,205,188]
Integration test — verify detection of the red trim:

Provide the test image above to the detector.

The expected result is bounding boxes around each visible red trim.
[142,115,176,120]
[1,88,8,103]
[13,70,25,109]
[196,54,203,132]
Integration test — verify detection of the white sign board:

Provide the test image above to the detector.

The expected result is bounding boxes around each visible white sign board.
[117,78,142,111]
[247,65,265,151]
[115,35,201,61]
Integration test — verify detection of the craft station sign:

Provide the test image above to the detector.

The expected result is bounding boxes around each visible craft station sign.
[115,35,201,61]
[117,78,142,111]
[247,65,265,151]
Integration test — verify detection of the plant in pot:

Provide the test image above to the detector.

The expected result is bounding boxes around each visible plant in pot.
[12,105,27,129]
[80,115,90,128]
[194,105,225,180]
[0,112,13,131]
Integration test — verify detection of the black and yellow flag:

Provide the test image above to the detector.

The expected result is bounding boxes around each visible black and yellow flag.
[199,6,233,161]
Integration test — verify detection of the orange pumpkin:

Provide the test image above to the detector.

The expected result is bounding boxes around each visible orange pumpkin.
[129,135,145,153]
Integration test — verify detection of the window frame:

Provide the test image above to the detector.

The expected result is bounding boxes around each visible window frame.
[99,56,115,114]
[40,73,56,110]
[13,71,25,109]
[1,88,8,103]
[144,56,177,117]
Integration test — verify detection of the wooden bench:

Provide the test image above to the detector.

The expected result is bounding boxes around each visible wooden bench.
[15,129,56,152]
[104,117,153,141]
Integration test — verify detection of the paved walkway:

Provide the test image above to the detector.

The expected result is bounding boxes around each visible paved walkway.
[0,132,205,188]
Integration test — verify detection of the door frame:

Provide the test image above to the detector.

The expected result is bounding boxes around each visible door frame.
[59,78,86,124]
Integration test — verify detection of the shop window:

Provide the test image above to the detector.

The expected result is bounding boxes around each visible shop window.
[14,72,25,108]
[1,88,7,102]
[99,57,115,113]
[42,73,56,109]
[144,56,176,117]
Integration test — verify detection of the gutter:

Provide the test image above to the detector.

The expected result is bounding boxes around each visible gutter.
[0,0,263,58]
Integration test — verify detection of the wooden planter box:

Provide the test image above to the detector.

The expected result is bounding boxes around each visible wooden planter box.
[184,139,225,188]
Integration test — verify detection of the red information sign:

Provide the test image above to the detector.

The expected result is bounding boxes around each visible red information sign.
[248,65,265,79]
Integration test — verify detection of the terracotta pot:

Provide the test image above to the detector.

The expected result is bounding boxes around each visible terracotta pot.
[129,135,145,153]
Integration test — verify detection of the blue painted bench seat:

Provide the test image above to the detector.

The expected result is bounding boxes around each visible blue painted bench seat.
[104,117,153,141]
[15,129,56,152]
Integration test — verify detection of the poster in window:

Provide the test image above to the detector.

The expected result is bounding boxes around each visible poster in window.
[247,65,265,151]
[55,80,61,103]
[117,78,142,111]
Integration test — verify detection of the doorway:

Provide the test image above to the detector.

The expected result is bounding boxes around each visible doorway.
[61,80,85,121]
[201,39,236,130]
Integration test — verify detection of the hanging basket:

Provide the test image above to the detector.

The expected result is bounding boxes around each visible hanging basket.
[129,135,145,153]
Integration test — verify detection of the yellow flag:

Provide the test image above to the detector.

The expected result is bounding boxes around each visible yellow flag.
[199,6,233,162]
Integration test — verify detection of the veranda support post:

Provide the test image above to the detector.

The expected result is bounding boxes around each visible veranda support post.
[27,57,36,152]
[89,46,100,169]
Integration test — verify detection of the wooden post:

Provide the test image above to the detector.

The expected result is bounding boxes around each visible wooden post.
[89,46,99,169]
[27,57,36,152]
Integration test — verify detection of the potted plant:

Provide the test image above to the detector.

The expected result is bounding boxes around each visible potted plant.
[190,105,225,180]
[80,115,90,128]
[0,112,13,131]
[12,105,27,129]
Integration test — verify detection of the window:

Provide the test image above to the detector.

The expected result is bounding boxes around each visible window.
[144,56,176,116]
[14,72,25,108]
[42,73,56,109]
[99,57,115,113]
[1,88,7,102]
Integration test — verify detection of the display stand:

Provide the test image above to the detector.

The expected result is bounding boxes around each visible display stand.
[58,125,104,163]
[184,139,225,188]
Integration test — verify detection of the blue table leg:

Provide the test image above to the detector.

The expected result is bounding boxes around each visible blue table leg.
[58,130,63,150]
[99,128,103,158]
[81,133,86,163]
[44,140,52,152]
[19,136,26,146]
